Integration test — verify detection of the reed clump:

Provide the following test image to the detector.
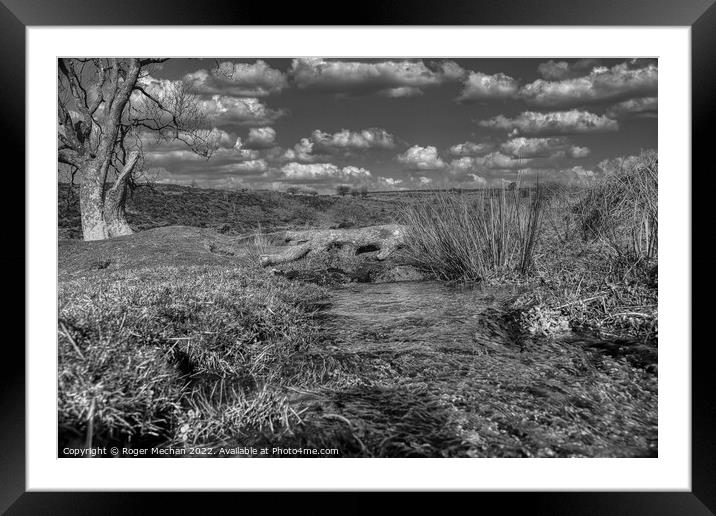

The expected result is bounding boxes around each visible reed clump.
[399,186,545,281]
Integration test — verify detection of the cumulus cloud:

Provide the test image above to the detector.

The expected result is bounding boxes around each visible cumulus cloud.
[311,128,395,150]
[131,77,283,154]
[448,141,496,156]
[478,110,619,135]
[449,157,482,174]
[199,95,285,127]
[184,60,287,97]
[342,166,372,178]
[520,62,658,108]
[378,87,424,98]
[144,149,207,163]
[376,177,404,187]
[230,136,262,160]
[220,159,269,174]
[447,151,546,175]
[143,125,277,180]
[290,58,463,96]
[397,145,446,170]
[500,137,590,159]
[566,165,595,178]
[134,74,177,98]
[281,138,315,163]
[457,72,520,102]
[142,127,236,154]
[467,173,488,186]
[560,165,596,184]
[204,128,237,149]
[435,60,467,80]
[480,151,533,169]
[244,127,277,149]
[280,162,371,181]
[445,150,552,177]
[536,59,600,80]
[513,166,596,186]
[568,145,591,158]
[236,148,261,160]
[500,137,566,157]
[605,96,658,119]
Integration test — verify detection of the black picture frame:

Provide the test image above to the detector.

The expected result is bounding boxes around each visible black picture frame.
[5,0,710,513]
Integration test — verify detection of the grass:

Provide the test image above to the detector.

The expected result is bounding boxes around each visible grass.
[58,263,327,453]
[399,187,544,281]
[512,237,658,345]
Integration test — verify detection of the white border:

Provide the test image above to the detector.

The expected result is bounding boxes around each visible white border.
[27,26,691,491]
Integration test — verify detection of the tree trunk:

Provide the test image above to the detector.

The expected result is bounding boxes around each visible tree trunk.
[78,154,137,241]
[104,188,133,238]
[103,151,139,238]
[79,162,108,241]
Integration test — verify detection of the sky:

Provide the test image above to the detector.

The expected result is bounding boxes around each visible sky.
[140,57,657,192]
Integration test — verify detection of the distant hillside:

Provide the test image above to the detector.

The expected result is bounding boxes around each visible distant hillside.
[58,183,401,239]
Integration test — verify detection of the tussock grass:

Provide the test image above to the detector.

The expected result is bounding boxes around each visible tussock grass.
[575,150,658,262]
[509,152,659,344]
[399,187,544,281]
[242,224,272,268]
[58,265,326,452]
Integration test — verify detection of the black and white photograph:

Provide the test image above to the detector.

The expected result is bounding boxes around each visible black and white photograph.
[55,56,660,459]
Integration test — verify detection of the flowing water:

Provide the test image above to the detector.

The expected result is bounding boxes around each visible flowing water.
[299,280,658,458]
[323,280,520,354]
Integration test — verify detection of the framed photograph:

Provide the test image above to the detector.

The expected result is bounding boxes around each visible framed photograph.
[8,0,710,512]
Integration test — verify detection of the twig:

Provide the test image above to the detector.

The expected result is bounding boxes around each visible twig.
[555,295,605,310]
[606,312,652,319]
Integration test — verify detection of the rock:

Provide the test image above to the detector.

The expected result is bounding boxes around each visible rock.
[259,224,406,267]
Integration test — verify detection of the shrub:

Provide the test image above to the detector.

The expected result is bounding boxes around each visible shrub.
[399,187,545,281]
[335,185,350,197]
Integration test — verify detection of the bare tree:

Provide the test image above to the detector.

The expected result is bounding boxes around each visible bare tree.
[58,58,215,240]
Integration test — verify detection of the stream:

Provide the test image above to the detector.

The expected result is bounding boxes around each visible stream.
[323,280,520,353]
[298,279,658,458]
